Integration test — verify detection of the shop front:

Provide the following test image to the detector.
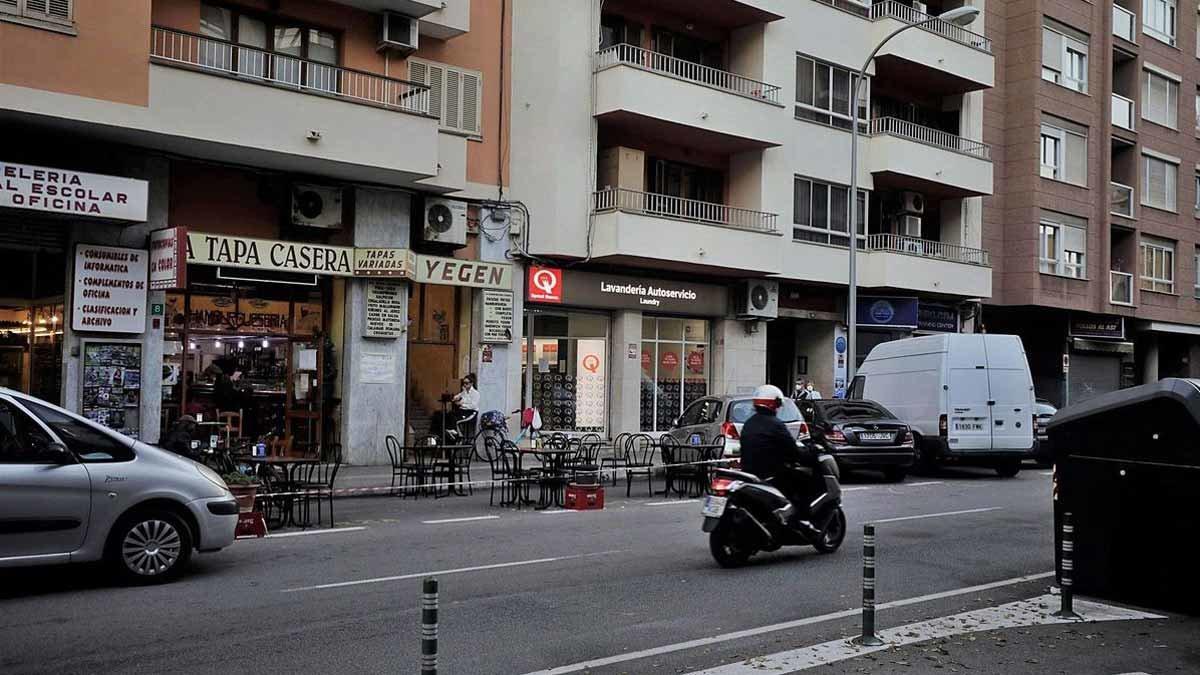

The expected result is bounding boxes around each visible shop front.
[523,266,729,436]
[1066,314,1133,406]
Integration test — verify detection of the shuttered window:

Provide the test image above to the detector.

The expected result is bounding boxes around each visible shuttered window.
[1039,115,1088,187]
[1,0,72,24]
[1142,152,1179,212]
[1140,235,1175,293]
[409,58,483,137]
[1142,67,1179,129]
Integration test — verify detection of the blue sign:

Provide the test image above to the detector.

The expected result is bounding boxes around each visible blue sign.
[857,297,918,328]
[834,336,847,354]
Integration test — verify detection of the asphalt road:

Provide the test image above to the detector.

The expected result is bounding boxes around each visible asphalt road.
[0,466,1057,674]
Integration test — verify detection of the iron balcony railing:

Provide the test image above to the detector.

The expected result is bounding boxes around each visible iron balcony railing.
[1111,181,1135,217]
[1111,93,1135,131]
[595,44,781,104]
[868,233,991,266]
[150,26,431,116]
[869,117,991,159]
[870,1,993,53]
[1110,270,1134,305]
[1112,4,1136,42]
[593,188,779,234]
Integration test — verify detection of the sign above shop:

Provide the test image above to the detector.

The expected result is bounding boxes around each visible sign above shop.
[917,302,960,333]
[857,297,918,329]
[1,161,148,221]
[188,232,354,276]
[72,245,149,334]
[354,248,414,277]
[481,290,514,343]
[1069,314,1124,340]
[364,279,406,339]
[526,266,727,316]
[415,255,512,290]
[149,227,187,290]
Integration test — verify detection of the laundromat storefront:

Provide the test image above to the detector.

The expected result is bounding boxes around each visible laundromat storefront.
[525,266,728,434]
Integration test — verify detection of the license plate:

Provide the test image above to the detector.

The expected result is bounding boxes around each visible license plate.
[701,495,727,518]
[859,432,892,441]
[955,421,985,431]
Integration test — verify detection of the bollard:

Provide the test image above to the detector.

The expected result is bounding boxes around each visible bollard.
[853,523,884,646]
[1053,512,1081,620]
[421,577,439,674]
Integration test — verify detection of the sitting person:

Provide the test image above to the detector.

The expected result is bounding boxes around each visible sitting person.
[431,374,480,439]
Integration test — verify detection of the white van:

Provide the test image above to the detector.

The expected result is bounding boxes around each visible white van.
[848,334,1035,477]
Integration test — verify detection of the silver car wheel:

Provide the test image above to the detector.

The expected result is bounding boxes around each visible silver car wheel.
[121,519,183,576]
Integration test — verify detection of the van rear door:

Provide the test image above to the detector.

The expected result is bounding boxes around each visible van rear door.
[947,337,992,452]
[984,338,1034,451]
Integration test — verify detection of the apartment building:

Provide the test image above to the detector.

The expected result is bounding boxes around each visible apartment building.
[984,0,1200,406]
[511,0,994,435]
[0,0,510,463]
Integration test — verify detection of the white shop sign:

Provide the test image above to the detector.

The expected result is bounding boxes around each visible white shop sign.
[72,245,149,334]
[575,339,606,429]
[364,279,406,338]
[1,161,148,221]
[481,290,513,343]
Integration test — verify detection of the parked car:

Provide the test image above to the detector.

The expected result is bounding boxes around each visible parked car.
[850,334,1035,477]
[797,399,915,481]
[1033,398,1057,465]
[667,394,809,456]
[0,389,239,583]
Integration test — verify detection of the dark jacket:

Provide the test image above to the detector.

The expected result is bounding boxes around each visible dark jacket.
[739,408,803,480]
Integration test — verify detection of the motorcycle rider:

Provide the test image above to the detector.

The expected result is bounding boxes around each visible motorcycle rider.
[739,384,822,539]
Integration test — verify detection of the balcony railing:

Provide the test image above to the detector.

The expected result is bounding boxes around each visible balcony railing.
[1111,181,1135,217]
[1112,4,1136,42]
[593,188,779,234]
[1111,93,1135,130]
[595,44,781,104]
[150,26,431,116]
[868,233,991,266]
[1110,270,1134,305]
[868,117,991,159]
[870,1,993,53]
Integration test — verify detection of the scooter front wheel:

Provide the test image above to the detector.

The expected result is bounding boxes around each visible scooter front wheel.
[812,506,847,554]
[709,525,752,568]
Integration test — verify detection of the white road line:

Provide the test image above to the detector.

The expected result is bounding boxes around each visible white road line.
[282,550,623,593]
[687,594,1164,674]
[422,515,501,525]
[518,571,1055,675]
[247,526,366,540]
[538,509,579,514]
[647,499,700,506]
[871,506,1002,524]
[904,481,944,487]
[841,487,872,492]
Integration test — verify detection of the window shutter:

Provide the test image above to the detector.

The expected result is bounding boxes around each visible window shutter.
[461,71,480,134]
[24,0,71,20]
[1065,132,1087,184]
[47,0,70,20]
[0,0,18,13]
[445,69,461,130]
[1042,29,1063,71]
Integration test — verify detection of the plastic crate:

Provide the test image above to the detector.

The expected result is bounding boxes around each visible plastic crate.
[564,483,605,511]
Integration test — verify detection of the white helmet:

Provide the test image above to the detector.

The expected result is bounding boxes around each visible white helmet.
[752,384,785,411]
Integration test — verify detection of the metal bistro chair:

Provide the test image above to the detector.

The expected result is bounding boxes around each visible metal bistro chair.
[293,445,342,528]
[482,436,526,507]
[566,433,603,484]
[698,436,727,496]
[435,444,474,497]
[601,432,630,486]
[385,435,407,495]
[624,434,657,497]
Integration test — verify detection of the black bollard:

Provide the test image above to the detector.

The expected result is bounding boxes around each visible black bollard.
[853,523,884,646]
[421,577,439,674]
[1054,512,1081,620]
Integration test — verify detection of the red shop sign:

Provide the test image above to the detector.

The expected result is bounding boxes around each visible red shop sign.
[660,351,679,369]
[686,350,705,373]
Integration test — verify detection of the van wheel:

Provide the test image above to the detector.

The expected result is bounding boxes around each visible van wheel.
[995,460,1021,478]
[107,510,193,584]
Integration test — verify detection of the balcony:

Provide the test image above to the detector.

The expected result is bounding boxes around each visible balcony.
[869,1,994,93]
[590,188,782,274]
[1112,4,1136,43]
[1111,94,1135,131]
[784,235,992,297]
[594,45,784,151]
[1111,182,1135,218]
[1110,271,1134,305]
[866,117,993,197]
[867,234,990,266]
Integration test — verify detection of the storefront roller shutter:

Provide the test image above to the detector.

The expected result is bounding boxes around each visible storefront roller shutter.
[1067,352,1121,406]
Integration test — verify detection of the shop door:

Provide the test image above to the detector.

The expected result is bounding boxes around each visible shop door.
[286,339,322,454]
[1067,352,1121,406]
[407,284,460,437]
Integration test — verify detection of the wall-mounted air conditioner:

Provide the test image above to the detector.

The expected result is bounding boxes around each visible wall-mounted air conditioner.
[291,184,343,229]
[422,197,468,247]
[733,280,779,320]
[900,190,925,215]
[379,12,418,53]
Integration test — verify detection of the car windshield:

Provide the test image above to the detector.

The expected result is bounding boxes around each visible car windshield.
[728,398,802,424]
[817,401,893,422]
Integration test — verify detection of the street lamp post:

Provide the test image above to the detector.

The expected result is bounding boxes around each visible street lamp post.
[845,5,981,385]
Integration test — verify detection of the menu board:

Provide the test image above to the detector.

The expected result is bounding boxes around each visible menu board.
[365,279,405,338]
[72,245,148,334]
[81,342,141,439]
[481,290,514,343]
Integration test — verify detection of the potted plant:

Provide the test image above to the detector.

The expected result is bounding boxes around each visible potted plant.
[222,471,260,513]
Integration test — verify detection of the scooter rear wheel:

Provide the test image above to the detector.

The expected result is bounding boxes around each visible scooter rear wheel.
[812,507,847,554]
[709,526,752,568]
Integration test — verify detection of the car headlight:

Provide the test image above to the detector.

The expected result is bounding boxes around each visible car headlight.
[196,463,229,492]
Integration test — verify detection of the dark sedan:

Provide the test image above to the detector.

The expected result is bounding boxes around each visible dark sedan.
[797,399,915,482]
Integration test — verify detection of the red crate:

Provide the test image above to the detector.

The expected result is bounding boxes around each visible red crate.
[235,511,267,539]
[564,483,605,510]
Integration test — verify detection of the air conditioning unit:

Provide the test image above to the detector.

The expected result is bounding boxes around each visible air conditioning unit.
[733,280,779,320]
[901,214,922,237]
[423,197,468,247]
[291,184,343,229]
[900,190,925,215]
[379,12,418,53]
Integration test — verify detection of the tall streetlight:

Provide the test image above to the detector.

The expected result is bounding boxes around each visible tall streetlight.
[846,5,981,385]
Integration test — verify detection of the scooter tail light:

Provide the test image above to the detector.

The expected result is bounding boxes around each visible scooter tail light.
[720,421,739,440]
[939,414,948,438]
[798,421,810,439]
[827,428,847,444]
[710,477,733,496]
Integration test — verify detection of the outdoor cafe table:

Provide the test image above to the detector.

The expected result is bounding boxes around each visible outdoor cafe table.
[661,443,726,497]
[517,447,576,509]
[234,455,321,526]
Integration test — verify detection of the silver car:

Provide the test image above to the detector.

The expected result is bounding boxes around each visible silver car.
[0,389,238,583]
[666,395,810,456]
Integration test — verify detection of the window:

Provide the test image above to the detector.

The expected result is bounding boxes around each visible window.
[728,398,802,424]
[523,313,608,434]
[0,0,72,28]
[793,176,867,247]
[1194,247,1200,298]
[1042,20,1089,93]
[795,54,869,131]
[1195,172,1200,214]
[1038,213,1087,278]
[20,399,135,462]
[409,59,483,137]
[641,318,709,432]
[600,14,642,50]
[1195,87,1200,134]
[1142,152,1179,211]
[1143,0,1177,45]
[1039,116,1088,186]
[0,399,54,464]
[648,158,724,204]
[1140,236,1176,293]
[1143,68,1180,128]
[198,3,338,89]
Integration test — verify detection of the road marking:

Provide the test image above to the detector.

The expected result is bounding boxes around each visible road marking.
[422,515,500,524]
[282,550,623,593]
[686,594,1165,674]
[841,487,872,492]
[1041,471,1054,476]
[871,506,1002,524]
[250,526,366,540]
[518,571,1054,675]
[904,481,944,487]
[647,499,700,506]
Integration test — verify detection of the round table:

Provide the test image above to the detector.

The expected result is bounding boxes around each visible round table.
[519,447,577,509]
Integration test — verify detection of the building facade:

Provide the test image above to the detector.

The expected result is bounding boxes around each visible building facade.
[984,0,1200,407]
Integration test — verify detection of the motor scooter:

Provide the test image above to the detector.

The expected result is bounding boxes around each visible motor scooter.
[700,452,846,567]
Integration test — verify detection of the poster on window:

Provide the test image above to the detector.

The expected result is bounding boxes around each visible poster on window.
[575,339,606,430]
[81,341,141,439]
